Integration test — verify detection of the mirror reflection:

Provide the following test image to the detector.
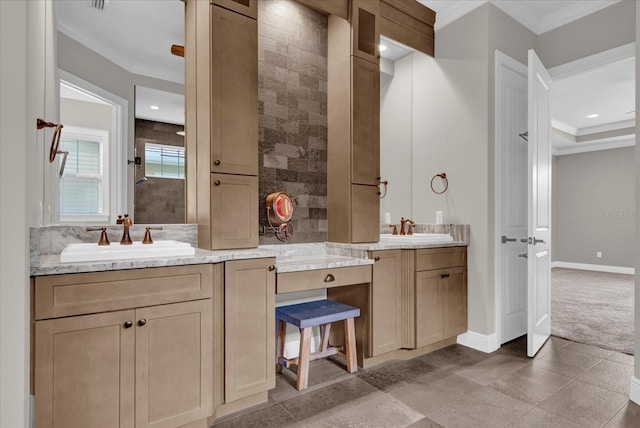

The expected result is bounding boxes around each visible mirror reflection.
[55,0,185,224]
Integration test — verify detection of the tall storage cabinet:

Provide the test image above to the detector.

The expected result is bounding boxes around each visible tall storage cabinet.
[328,0,381,243]
[186,0,259,250]
[370,249,402,356]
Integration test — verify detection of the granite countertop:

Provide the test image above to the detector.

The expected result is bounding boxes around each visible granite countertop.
[326,240,468,252]
[274,254,374,273]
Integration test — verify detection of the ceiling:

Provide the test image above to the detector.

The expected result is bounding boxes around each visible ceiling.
[58,0,634,154]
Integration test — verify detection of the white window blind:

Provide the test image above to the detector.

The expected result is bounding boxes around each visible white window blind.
[145,143,185,179]
[59,128,109,220]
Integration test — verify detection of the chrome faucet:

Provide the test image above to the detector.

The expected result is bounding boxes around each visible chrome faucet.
[399,217,415,235]
[120,214,133,245]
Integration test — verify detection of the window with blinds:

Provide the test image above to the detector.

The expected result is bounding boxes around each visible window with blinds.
[59,128,109,221]
[145,143,185,179]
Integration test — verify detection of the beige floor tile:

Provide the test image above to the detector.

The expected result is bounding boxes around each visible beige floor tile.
[577,359,634,394]
[606,352,635,366]
[488,364,573,404]
[563,341,615,359]
[538,380,628,428]
[604,401,640,427]
[535,336,572,359]
[505,407,583,428]
[428,386,532,428]
[306,394,424,428]
[454,354,528,386]
[391,376,479,416]
[532,346,603,378]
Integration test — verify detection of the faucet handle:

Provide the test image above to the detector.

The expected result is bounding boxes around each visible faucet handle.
[142,227,163,244]
[86,227,110,246]
[391,225,398,235]
[407,223,415,235]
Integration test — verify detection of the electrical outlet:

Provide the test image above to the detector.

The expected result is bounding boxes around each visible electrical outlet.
[596,251,602,258]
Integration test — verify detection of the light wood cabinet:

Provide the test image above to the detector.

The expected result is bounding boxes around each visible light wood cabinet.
[211,5,258,176]
[351,57,380,186]
[224,258,276,403]
[370,250,402,356]
[351,0,380,64]
[211,173,258,249]
[351,184,380,243]
[412,248,467,348]
[212,0,257,19]
[33,266,214,428]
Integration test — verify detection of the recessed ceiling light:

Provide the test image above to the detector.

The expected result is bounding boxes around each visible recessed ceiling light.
[150,105,159,110]
[379,44,387,52]
[176,131,185,136]
[586,113,598,119]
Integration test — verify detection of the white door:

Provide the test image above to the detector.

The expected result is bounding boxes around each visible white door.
[527,49,552,357]
[496,52,528,345]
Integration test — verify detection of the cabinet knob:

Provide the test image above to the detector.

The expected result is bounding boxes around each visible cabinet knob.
[374,256,380,261]
[214,180,221,186]
[268,265,275,271]
[138,318,147,327]
[214,160,221,166]
[324,273,335,282]
[123,320,133,329]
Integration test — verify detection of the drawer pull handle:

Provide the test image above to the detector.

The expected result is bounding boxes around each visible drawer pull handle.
[324,274,335,282]
[214,180,221,186]
[374,256,380,261]
[214,160,221,166]
[440,273,450,279]
[268,265,275,271]
[138,318,147,327]
[123,321,133,329]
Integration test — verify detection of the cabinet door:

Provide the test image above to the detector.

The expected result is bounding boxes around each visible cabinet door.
[225,258,276,402]
[415,270,444,348]
[351,184,379,243]
[351,0,380,64]
[211,173,258,249]
[212,0,257,19]
[211,5,258,175]
[35,310,135,428]
[351,57,380,186]
[135,300,213,428]
[442,267,467,338]
[370,250,402,356]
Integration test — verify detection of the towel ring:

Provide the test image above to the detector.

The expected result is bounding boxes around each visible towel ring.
[430,173,448,194]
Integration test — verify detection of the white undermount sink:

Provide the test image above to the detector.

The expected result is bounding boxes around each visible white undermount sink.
[379,233,453,243]
[60,240,196,263]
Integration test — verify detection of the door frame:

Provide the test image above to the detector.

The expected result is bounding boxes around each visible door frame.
[493,43,636,346]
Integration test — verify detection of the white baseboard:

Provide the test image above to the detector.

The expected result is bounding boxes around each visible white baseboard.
[457,331,500,353]
[630,376,640,404]
[551,261,634,275]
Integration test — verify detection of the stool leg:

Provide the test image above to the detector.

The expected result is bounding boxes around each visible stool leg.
[276,320,287,373]
[320,323,332,352]
[343,318,358,373]
[297,327,312,391]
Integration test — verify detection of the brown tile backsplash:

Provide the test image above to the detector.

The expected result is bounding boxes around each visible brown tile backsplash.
[258,0,328,244]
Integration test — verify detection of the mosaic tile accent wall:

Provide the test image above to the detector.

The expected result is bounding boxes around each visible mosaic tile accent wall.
[134,119,185,224]
[258,0,328,244]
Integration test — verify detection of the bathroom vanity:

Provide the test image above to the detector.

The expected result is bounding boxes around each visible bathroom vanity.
[29,224,468,426]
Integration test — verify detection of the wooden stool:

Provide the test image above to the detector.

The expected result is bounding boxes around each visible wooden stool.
[275,299,360,391]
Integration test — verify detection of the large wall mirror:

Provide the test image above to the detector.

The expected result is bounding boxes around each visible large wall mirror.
[379,35,425,224]
[55,0,185,225]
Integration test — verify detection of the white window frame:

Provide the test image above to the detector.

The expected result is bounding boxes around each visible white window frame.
[144,142,185,180]
[59,126,110,223]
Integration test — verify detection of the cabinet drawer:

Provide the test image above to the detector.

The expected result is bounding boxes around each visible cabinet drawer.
[415,247,466,271]
[277,265,372,294]
[34,265,214,320]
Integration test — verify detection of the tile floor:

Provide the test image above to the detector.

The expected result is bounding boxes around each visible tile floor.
[212,336,640,428]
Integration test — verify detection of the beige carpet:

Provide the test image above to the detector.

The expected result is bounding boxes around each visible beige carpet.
[551,268,634,355]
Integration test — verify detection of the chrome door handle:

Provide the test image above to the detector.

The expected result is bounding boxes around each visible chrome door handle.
[533,238,545,245]
[518,253,528,259]
[501,235,517,244]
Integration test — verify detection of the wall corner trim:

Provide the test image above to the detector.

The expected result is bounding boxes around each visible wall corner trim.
[551,261,635,275]
[629,376,640,404]
[457,331,499,353]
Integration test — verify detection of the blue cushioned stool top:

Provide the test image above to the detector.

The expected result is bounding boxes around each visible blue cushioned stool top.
[276,299,360,329]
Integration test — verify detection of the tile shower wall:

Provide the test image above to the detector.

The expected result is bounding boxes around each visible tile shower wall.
[258,0,328,244]
[134,119,185,224]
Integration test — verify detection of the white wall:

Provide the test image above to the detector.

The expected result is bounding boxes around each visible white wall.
[380,55,413,223]
[0,2,30,427]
